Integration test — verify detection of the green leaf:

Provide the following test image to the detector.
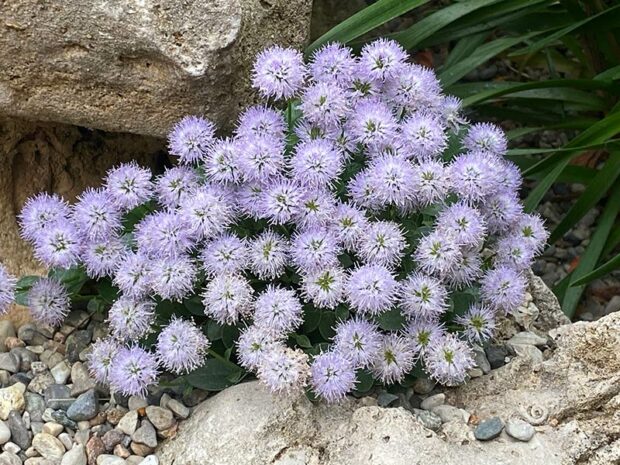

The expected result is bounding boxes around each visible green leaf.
[185,358,244,391]
[293,334,312,349]
[561,181,620,317]
[335,305,349,322]
[97,279,119,304]
[442,33,488,70]
[377,308,405,331]
[307,0,430,53]
[353,369,375,394]
[549,154,620,244]
[302,306,321,333]
[451,80,615,107]
[524,111,620,211]
[394,0,503,50]
[15,275,40,291]
[319,311,337,340]
[207,320,224,341]
[571,252,620,287]
[184,295,205,316]
[439,35,537,87]
[222,325,239,349]
[451,291,476,315]
[601,224,620,259]
[511,3,620,56]
[595,65,620,81]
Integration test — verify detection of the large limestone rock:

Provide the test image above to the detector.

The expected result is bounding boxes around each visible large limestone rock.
[1,0,312,137]
[158,306,619,465]
[0,117,164,276]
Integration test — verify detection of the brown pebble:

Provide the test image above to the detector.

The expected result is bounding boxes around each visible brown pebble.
[105,407,128,426]
[130,441,153,457]
[52,332,66,344]
[113,444,131,459]
[158,423,178,440]
[549,417,559,427]
[137,407,146,417]
[86,436,105,465]
[43,341,65,355]
[5,337,25,350]
[468,413,481,426]
[89,412,107,427]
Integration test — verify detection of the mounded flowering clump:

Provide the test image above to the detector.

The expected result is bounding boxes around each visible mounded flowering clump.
[5,39,548,401]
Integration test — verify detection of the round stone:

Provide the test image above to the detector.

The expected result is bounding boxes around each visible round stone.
[32,432,66,461]
[474,417,504,441]
[413,409,442,432]
[60,443,87,465]
[141,455,159,465]
[67,390,99,421]
[505,418,536,442]
[420,393,445,411]
[0,419,11,444]
[145,406,175,431]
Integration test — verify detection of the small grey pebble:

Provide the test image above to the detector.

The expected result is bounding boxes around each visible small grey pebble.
[413,409,442,432]
[474,417,504,441]
[505,418,535,442]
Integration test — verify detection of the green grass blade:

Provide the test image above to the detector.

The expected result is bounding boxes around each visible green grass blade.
[595,65,620,81]
[506,138,620,156]
[394,0,502,50]
[306,0,430,54]
[511,3,620,56]
[561,181,620,317]
[549,154,620,244]
[571,253,620,287]
[524,160,569,212]
[523,110,620,178]
[442,33,488,70]
[415,0,554,47]
[601,224,620,259]
[439,35,534,87]
[450,79,615,107]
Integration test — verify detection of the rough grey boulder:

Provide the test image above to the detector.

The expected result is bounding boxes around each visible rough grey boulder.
[0,0,312,137]
[157,305,619,465]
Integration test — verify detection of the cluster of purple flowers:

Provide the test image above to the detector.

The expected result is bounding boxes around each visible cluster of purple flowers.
[8,39,547,401]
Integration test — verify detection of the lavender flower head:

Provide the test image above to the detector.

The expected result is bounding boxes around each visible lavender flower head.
[260,178,303,225]
[86,337,120,385]
[366,155,416,208]
[330,203,368,251]
[134,211,195,258]
[399,272,448,321]
[154,166,199,208]
[104,162,153,211]
[385,63,442,112]
[113,252,153,299]
[370,334,416,384]
[310,351,357,403]
[27,278,70,327]
[300,266,346,310]
[309,43,356,86]
[253,286,303,335]
[480,266,527,314]
[358,220,406,268]
[156,317,210,374]
[406,320,446,355]
[237,325,282,371]
[33,223,81,269]
[204,138,243,185]
[19,193,70,241]
[436,202,486,248]
[252,45,306,100]
[291,139,344,188]
[424,334,475,386]
[248,230,289,280]
[345,264,398,316]
[168,115,216,164]
[414,230,462,279]
[82,238,127,280]
[108,297,155,341]
[290,228,340,274]
[200,234,249,277]
[236,105,286,141]
[202,274,254,325]
[257,345,310,395]
[178,186,236,240]
[400,112,447,160]
[72,188,122,241]
[455,304,497,344]
[347,98,397,148]
[358,38,407,83]
[463,122,507,155]
[300,83,349,127]
[0,265,16,315]
[333,318,382,368]
[109,345,159,397]
[150,255,197,302]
